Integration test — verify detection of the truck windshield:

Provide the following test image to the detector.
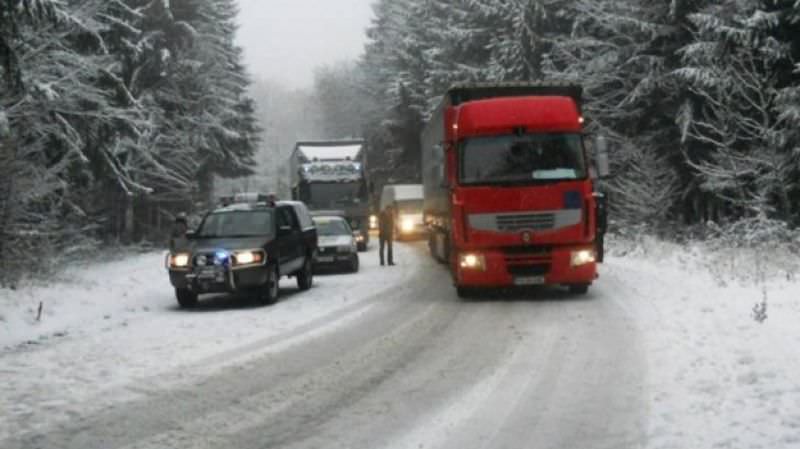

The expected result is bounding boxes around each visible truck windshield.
[459,133,587,185]
[196,210,274,238]
[397,199,423,214]
[303,182,367,209]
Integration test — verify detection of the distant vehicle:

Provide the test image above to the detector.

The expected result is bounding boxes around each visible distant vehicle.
[311,213,360,273]
[290,139,371,251]
[421,82,610,297]
[380,184,426,240]
[165,198,318,308]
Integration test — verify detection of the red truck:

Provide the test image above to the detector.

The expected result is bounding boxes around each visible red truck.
[421,82,609,297]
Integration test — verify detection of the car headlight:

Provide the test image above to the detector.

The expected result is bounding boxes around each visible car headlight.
[168,253,191,269]
[355,233,365,242]
[400,217,415,233]
[459,253,486,271]
[570,249,596,267]
[232,250,265,266]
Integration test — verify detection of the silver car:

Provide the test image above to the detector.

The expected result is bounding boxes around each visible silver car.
[311,215,360,273]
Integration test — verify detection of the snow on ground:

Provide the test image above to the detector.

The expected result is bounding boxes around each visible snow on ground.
[2,234,799,448]
[0,242,420,440]
[605,235,800,449]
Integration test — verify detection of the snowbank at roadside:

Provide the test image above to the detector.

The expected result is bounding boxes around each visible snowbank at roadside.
[0,251,169,349]
[605,235,800,449]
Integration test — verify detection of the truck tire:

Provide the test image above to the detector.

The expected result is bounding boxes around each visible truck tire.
[568,284,590,295]
[175,288,198,308]
[257,266,280,305]
[456,286,476,299]
[296,258,313,291]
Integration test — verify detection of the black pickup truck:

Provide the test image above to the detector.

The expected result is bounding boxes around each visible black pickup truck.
[166,200,318,308]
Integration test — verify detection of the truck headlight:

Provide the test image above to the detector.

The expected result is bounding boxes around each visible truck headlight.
[459,253,486,271]
[400,217,415,233]
[232,250,265,266]
[168,253,191,269]
[570,249,596,267]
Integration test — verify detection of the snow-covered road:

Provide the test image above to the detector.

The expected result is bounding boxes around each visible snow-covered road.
[1,239,799,448]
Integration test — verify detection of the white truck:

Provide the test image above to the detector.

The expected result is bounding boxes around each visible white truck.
[379,184,426,240]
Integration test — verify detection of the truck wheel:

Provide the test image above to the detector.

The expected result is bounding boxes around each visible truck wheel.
[296,258,313,291]
[175,288,198,308]
[568,284,590,295]
[456,286,476,299]
[258,266,280,305]
[349,254,360,273]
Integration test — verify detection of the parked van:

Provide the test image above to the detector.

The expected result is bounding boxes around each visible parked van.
[379,184,426,239]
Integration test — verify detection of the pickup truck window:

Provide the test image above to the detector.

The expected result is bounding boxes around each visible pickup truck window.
[277,207,299,230]
[459,133,587,186]
[196,210,274,238]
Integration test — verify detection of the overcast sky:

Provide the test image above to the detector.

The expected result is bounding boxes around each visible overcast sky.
[235,0,375,89]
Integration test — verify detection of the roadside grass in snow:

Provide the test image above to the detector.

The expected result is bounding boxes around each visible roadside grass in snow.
[609,218,800,324]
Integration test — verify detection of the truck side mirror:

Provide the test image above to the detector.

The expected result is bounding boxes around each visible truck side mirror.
[594,136,610,178]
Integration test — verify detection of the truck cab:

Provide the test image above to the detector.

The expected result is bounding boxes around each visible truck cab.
[379,184,427,240]
[421,82,609,297]
[290,140,371,251]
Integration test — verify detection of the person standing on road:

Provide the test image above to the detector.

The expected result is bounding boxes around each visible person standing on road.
[169,214,189,252]
[379,206,395,266]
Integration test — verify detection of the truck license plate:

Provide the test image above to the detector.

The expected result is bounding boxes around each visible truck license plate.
[514,276,545,286]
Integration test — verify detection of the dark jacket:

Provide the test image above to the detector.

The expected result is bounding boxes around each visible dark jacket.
[379,209,394,239]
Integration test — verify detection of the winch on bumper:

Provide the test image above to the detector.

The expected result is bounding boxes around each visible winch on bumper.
[167,250,269,294]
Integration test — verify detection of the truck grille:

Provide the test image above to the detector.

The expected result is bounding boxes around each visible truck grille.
[496,213,555,231]
[508,264,550,276]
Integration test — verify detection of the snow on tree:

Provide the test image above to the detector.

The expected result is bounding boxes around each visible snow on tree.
[676,1,800,225]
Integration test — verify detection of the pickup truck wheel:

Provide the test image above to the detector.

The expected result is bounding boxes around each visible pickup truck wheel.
[568,284,590,295]
[175,288,198,308]
[296,258,313,291]
[349,254,360,273]
[258,266,280,305]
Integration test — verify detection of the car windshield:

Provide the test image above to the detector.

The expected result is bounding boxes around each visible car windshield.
[459,133,587,185]
[313,217,352,236]
[196,210,274,238]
